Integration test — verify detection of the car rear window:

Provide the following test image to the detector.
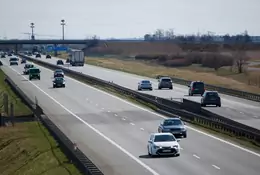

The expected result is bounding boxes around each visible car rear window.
[154,135,176,142]
[29,69,40,73]
[142,80,150,84]
[161,78,171,82]
[193,82,204,88]
[207,92,218,97]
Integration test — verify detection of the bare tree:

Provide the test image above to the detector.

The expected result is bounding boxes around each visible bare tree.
[232,50,249,73]
[165,28,175,40]
[154,29,164,40]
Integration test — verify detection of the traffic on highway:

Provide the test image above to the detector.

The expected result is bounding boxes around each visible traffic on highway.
[0,52,259,175]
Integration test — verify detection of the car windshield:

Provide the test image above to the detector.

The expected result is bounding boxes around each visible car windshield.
[193,82,204,88]
[154,135,176,142]
[55,69,63,73]
[163,119,182,126]
[25,64,33,68]
[10,58,18,61]
[55,78,64,81]
[161,78,171,82]
[29,69,40,73]
[141,80,150,84]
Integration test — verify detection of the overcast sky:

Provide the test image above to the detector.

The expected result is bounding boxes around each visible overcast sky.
[0,0,259,39]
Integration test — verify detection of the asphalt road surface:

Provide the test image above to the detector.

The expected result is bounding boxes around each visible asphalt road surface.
[1,56,260,175]
[25,54,260,130]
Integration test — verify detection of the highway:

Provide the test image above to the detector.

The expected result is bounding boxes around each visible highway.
[1,56,260,175]
[27,54,260,130]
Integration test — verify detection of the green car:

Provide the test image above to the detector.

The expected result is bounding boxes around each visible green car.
[53,77,65,88]
[29,67,41,80]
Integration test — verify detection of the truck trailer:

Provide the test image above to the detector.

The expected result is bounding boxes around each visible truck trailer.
[69,50,85,66]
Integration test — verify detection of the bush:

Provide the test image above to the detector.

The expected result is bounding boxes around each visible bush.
[201,53,233,70]
[185,52,204,64]
[163,59,192,67]
[135,54,167,60]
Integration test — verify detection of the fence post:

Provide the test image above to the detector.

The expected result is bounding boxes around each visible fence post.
[10,102,14,127]
[4,93,8,116]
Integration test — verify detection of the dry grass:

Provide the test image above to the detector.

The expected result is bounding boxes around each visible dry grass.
[86,57,260,93]
[0,121,81,175]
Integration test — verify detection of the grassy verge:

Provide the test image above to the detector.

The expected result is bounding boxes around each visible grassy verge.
[0,121,82,175]
[0,69,32,116]
[85,57,260,94]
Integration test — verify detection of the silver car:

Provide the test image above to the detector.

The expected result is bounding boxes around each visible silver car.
[138,80,153,91]
[158,118,187,138]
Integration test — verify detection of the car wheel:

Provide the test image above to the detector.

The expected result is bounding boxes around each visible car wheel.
[53,85,55,88]
[218,104,221,107]
[183,133,187,138]
[150,88,153,91]
[170,87,173,90]
[175,153,180,157]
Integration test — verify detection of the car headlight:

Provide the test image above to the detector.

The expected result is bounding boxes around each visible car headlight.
[181,128,186,131]
[153,145,162,149]
[172,145,179,149]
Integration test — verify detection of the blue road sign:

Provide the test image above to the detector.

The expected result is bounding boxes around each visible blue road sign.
[46,46,68,52]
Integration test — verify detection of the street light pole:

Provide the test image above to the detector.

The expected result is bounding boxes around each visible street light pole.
[30,23,35,40]
[61,19,65,40]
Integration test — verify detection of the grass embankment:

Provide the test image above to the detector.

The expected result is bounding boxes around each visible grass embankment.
[0,70,82,175]
[0,69,32,116]
[85,57,260,94]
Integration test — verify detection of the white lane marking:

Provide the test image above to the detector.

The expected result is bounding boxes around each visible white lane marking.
[193,154,200,159]
[212,165,220,170]
[107,110,111,113]
[22,59,260,157]
[86,98,88,101]
[122,118,126,121]
[101,108,105,110]
[240,112,244,114]
[130,123,135,126]
[253,116,258,118]
[96,104,98,106]
[180,147,183,150]
[7,66,160,175]
[140,128,144,131]
[114,114,118,116]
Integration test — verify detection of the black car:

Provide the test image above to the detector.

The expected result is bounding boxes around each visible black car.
[1,54,5,58]
[158,77,173,89]
[21,59,26,64]
[56,60,64,65]
[188,81,205,96]
[53,77,66,88]
[54,69,64,78]
[158,118,187,138]
[8,53,12,56]
[46,54,51,59]
[201,91,221,107]
[36,53,41,58]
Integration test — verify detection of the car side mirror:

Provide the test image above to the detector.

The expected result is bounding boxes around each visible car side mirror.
[177,139,181,142]
[148,140,152,143]
[183,122,186,125]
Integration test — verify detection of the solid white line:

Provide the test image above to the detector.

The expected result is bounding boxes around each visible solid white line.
[212,165,220,170]
[7,65,160,175]
[21,59,260,157]
[122,118,126,121]
[193,154,200,159]
[130,123,135,126]
[114,114,118,116]
[140,128,144,131]
[107,110,110,113]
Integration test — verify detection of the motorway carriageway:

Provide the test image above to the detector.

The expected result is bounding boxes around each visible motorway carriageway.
[2,57,260,175]
[28,54,260,130]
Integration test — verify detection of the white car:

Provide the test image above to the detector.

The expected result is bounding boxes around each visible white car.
[147,133,180,157]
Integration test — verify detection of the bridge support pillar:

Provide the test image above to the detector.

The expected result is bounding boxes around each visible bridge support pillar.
[54,44,58,57]
[15,44,18,54]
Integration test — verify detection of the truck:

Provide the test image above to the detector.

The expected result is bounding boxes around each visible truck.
[70,50,85,66]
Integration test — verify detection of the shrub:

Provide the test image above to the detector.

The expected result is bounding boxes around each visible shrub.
[135,54,166,60]
[163,59,192,67]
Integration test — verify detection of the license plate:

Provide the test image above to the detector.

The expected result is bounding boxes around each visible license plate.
[162,150,171,153]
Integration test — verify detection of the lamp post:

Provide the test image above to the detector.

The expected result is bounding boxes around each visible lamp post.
[30,23,35,40]
[61,19,65,40]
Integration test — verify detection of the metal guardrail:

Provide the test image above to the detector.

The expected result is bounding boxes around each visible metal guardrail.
[4,74,104,175]
[156,75,260,102]
[20,54,260,144]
